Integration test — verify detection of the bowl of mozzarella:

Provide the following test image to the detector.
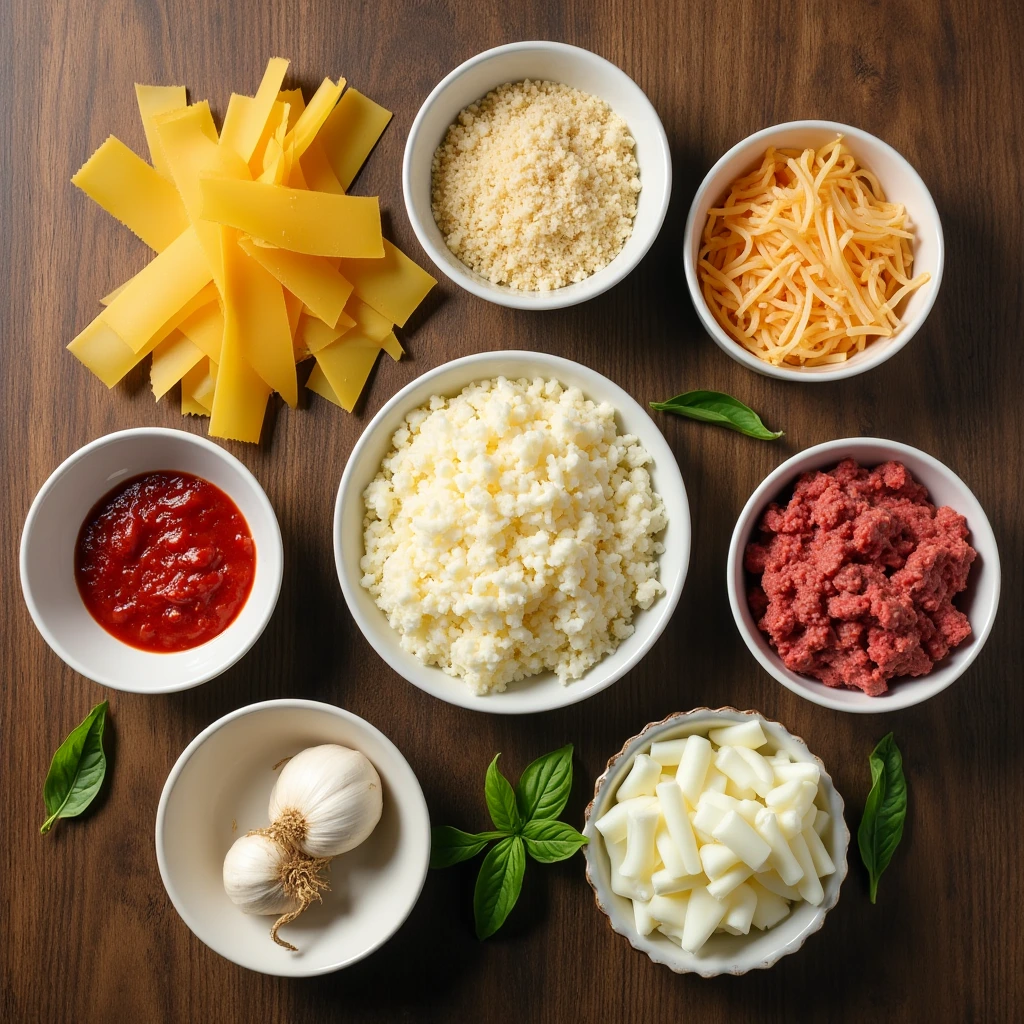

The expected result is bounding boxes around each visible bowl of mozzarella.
[582,708,849,976]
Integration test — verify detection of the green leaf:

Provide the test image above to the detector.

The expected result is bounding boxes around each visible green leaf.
[515,743,573,823]
[521,818,588,863]
[429,826,508,869]
[650,390,783,440]
[40,701,109,835]
[857,732,908,903]
[484,754,521,833]
[473,836,526,939]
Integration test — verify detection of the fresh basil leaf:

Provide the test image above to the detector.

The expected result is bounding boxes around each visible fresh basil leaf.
[484,754,521,833]
[473,836,525,939]
[430,826,508,869]
[515,743,573,822]
[521,818,588,863]
[650,390,783,440]
[40,701,109,835]
[857,732,908,904]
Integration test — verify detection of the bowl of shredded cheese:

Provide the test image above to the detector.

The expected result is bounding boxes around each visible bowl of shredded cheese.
[403,41,672,309]
[684,121,943,381]
[334,351,690,714]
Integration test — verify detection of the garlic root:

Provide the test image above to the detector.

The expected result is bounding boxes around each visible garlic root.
[269,852,332,951]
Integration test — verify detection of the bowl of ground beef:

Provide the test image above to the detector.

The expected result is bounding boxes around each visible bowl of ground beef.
[727,438,1000,712]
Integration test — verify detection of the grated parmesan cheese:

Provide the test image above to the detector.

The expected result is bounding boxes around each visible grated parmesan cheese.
[430,80,641,291]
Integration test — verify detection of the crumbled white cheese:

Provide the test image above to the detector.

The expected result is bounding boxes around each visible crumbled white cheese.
[430,80,641,292]
[360,377,667,694]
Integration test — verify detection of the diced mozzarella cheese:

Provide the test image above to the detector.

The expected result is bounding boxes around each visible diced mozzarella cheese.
[712,810,772,871]
[616,753,662,802]
[607,839,654,902]
[676,734,713,803]
[650,892,690,931]
[789,832,824,906]
[594,796,656,845]
[633,898,657,936]
[733,745,774,797]
[649,737,689,766]
[680,886,728,953]
[723,882,757,936]
[754,869,802,901]
[656,782,702,875]
[777,808,804,839]
[702,765,728,794]
[692,798,729,838]
[772,760,821,786]
[736,799,763,825]
[754,808,804,886]
[749,879,792,930]
[812,808,830,837]
[707,720,767,749]
[620,805,659,879]
[765,779,818,818]
[655,824,687,878]
[706,862,753,901]
[699,842,740,880]
[652,869,704,896]
[802,825,835,877]
[715,746,761,794]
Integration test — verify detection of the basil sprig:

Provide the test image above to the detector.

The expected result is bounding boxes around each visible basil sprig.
[430,744,588,939]
[40,701,109,835]
[857,732,908,903]
[650,389,783,440]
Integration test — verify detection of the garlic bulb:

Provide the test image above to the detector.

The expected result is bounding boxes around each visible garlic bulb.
[268,744,383,859]
[223,833,302,916]
[222,832,331,950]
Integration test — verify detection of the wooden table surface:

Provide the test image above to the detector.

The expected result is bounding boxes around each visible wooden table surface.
[3,0,1022,1020]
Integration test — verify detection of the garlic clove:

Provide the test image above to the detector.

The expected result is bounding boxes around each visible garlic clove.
[268,744,383,859]
[222,834,302,916]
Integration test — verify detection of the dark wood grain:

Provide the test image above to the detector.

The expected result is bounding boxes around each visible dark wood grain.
[2,0,1022,1020]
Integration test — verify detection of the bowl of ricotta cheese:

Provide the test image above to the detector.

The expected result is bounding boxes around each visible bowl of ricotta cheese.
[334,351,690,714]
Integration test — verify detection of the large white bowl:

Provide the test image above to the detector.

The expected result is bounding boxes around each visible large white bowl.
[683,120,944,381]
[583,708,849,976]
[334,351,690,714]
[403,41,672,310]
[155,700,431,977]
[728,438,1001,712]
[19,427,283,693]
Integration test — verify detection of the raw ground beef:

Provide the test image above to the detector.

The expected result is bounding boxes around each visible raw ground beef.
[745,459,976,696]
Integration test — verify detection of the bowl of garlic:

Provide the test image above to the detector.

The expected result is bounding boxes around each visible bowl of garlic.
[156,700,430,977]
[582,708,849,976]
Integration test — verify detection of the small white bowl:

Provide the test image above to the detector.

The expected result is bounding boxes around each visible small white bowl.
[155,699,430,977]
[403,41,672,310]
[334,351,690,714]
[19,427,283,693]
[683,120,944,381]
[728,438,1001,712]
[583,708,849,976]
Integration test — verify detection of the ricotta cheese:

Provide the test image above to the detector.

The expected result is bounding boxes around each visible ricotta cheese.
[360,377,667,694]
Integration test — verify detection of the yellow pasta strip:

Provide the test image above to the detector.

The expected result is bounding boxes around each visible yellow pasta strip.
[199,178,383,257]
[285,77,345,159]
[228,57,290,162]
[344,296,393,341]
[221,232,298,406]
[177,298,224,363]
[250,100,290,180]
[180,359,210,416]
[151,330,205,399]
[294,311,346,355]
[72,137,189,251]
[298,138,345,193]
[238,235,353,326]
[99,227,212,353]
[219,94,253,156]
[304,362,344,408]
[340,240,435,327]
[134,84,188,180]
[317,88,392,190]
[313,336,380,412]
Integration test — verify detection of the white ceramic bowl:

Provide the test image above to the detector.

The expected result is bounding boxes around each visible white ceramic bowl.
[583,708,849,976]
[334,351,690,714]
[19,427,283,693]
[155,699,430,977]
[728,438,1000,712]
[403,41,672,309]
[683,120,944,381]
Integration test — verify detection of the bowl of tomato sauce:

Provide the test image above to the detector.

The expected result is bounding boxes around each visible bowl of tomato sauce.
[20,428,283,692]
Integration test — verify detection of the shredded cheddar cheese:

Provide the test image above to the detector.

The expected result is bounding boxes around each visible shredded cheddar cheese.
[698,138,930,367]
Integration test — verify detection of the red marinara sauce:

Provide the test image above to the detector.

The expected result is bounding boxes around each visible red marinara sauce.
[75,471,256,652]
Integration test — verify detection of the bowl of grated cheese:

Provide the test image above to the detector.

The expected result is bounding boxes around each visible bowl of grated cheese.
[684,120,944,381]
[403,41,672,309]
[334,351,690,714]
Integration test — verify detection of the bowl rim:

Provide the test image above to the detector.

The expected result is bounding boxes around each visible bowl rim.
[18,426,284,694]
[726,436,1002,712]
[333,350,691,714]
[402,39,673,310]
[682,119,945,382]
[154,698,432,978]
[582,707,850,977]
